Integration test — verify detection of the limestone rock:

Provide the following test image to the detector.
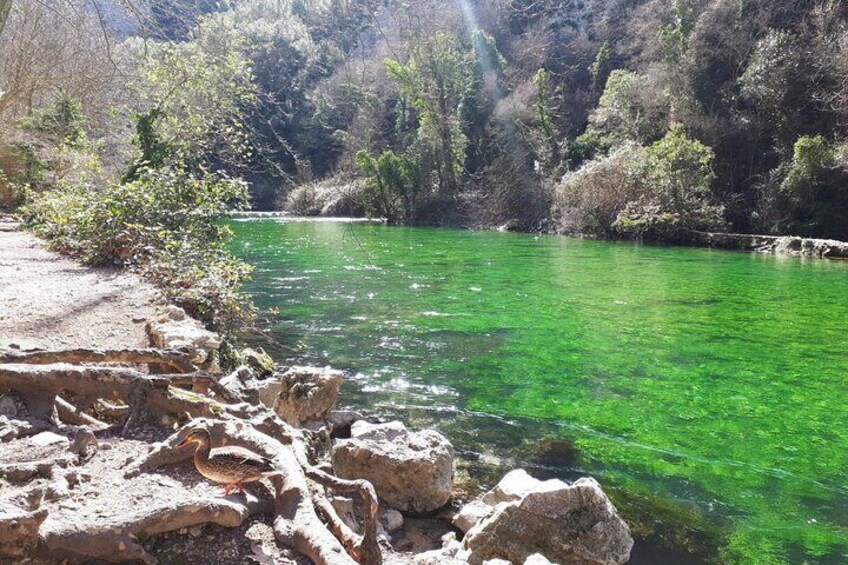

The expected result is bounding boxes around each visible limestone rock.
[327,410,362,437]
[411,532,465,565]
[70,428,98,461]
[380,508,403,533]
[263,366,343,426]
[481,469,544,505]
[240,347,275,377]
[30,431,68,448]
[218,365,343,426]
[331,421,454,514]
[330,496,359,533]
[453,499,493,533]
[525,554,556,565]
[146,310,221,369]
[459,473,633,565]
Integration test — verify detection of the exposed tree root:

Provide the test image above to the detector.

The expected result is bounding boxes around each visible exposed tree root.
[0,504,47,559]
[0,347,198,373]
[55,395,108,429]
[0,349,385,564]
[40,494,271,565]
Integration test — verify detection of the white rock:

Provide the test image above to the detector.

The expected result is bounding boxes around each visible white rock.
[453,499,494,533]
[380,508,403,533]
[146,318,221,367]
[524,554,555,565]
[461,473,633,565]
[330,496,359,533]
[332,421,454,514]
[482,469,545,505]
[258,366,343,426]
[30,431,68,448]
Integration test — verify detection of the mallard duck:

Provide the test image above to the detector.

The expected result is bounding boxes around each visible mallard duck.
[176,428,274,495]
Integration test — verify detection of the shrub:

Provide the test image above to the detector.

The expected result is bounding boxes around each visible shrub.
[355,149,426,224]
[780,135,834,198]
[284,176,366,216]
[555,143,649,237]
[555,126,725,240]
[581,70,670,149]
[22,167,255,331]
[756,135,848,239]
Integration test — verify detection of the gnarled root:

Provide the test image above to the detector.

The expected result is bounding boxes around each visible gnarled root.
[127,417,381,565]
[40,495,270,565]
[0,347,198,373]
[1,351,384,565]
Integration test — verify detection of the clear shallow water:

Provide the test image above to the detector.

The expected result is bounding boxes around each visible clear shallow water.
[231,219,848,564]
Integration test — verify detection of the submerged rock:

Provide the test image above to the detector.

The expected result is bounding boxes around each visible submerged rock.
[331,420,455,514]
[456,470,632,565]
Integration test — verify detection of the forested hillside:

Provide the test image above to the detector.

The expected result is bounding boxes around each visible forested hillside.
[2,0,848,240]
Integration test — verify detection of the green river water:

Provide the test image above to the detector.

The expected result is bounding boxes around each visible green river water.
[231,218,848,564]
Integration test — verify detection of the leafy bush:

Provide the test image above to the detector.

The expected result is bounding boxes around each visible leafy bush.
[780,135,834,197]
[22,167,255,331]
[756,135,848,239]
[555,143,649,237]
[355,149,426,224]
[556,126,725,240]
[580,70,670,150]
[284,176,366,216]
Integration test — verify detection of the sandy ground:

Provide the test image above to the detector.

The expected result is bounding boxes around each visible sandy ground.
[0,219,166,351]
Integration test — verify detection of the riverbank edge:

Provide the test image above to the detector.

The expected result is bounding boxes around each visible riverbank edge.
[2,216,636,564]
[236,210,848,260]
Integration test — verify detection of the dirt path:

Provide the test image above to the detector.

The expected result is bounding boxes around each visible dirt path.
[0,219,166,351]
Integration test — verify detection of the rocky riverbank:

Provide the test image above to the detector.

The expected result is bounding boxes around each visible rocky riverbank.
[0,222,634,564]
[689,231,848,258]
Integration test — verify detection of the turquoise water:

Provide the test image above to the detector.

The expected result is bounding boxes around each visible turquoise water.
[231,219,848,564]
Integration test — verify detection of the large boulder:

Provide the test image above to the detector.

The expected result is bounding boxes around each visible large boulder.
[263,366,342,426]
[456,470,633,565]
[331,421,454,514]
[218,365,343,426]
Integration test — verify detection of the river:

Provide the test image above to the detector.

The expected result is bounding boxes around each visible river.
[231,218,848,565]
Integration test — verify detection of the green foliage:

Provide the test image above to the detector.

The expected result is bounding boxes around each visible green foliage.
[384,31,474,196]
[534,68,561,172]
[557,126,724,239]
[132,18,257,171]
[20,95,87,146]
[657,0,695,65]
[738,29,806,145]
[355,149,424,224]
[588,41,611,90]
[781,135,833,197]
[22,168,254,331]
[644,124,715,207]
[614,125,723,239]
[739,30,802,109]
[756,135,848,238]
[583,70,670,148]
[124,108,174,182]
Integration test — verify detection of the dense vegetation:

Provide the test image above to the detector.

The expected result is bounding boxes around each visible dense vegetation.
[3,0,848,327]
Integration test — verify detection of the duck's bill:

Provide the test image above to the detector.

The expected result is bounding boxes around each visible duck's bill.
[176,437,191,448]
